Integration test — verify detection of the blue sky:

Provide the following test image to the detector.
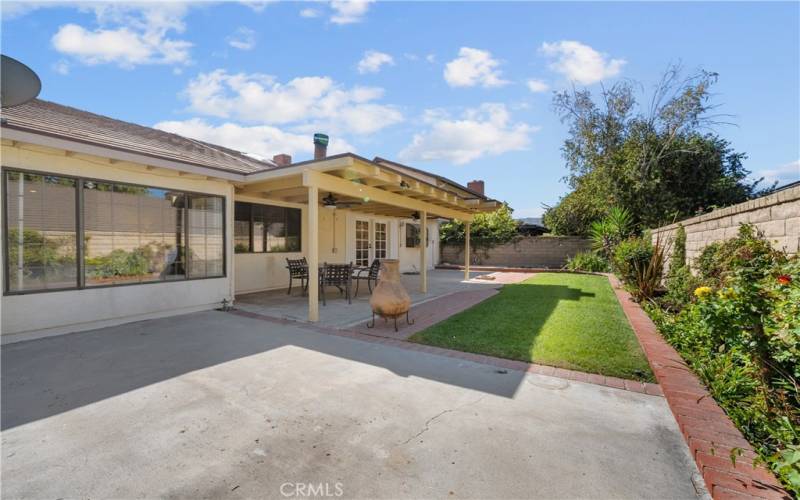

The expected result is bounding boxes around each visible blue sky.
[3,1,799,217]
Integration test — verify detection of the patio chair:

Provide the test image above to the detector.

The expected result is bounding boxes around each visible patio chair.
[286,257,308,296]
[352,259,381,298]
[320,262,353,306]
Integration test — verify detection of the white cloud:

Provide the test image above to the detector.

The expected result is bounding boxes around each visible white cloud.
[1,1,48,20]
[228,27,256,51]
[51,3,192,68]
[180,69,402,135]
[52,59,70,75]
[753,160,800,186]
[300,8,320,18]
[357,50,394,74]
[330,0,373,24]
[425,54,436,63]
[443,47,508,88]
[526,79,549,93]
[539,40,625,85]
[241,1,277,13]
[399,103,537,165]
[154,118,354,159]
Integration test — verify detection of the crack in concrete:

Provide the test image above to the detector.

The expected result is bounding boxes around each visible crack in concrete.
[398,396,485,446]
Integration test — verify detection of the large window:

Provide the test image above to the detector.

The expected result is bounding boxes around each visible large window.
[5,172,78,291]
[3,169,225,294]
[234,201,301,253]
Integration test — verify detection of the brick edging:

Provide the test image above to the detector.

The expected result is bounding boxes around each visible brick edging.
[606,274,790,499]
[228,309,662,396]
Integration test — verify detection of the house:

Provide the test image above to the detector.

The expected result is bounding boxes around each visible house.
[517,217,549,236]
[0,99,498,343]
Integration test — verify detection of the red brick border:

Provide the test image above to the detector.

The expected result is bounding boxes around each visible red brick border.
[606,274,790,499]
[229,308,661,396]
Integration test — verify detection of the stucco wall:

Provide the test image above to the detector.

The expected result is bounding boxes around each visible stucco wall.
[1,141,235,342]
[440,236,591,269]
[651,185,800,272]
[232,209,438,293]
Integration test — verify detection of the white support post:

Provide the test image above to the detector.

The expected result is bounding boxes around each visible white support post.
[464,222,471,281]
[307,185,319,322]
[420,211,427,293]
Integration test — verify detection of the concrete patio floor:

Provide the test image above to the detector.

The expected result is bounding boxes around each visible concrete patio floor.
[2,310,705,499]
[235,269,506,328]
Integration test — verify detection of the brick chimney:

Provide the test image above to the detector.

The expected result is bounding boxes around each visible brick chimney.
[467,180,485,195]
[273,154,292,167]
[313,133,329,160]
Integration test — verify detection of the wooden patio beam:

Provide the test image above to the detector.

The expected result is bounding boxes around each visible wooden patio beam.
[302,170,474,222]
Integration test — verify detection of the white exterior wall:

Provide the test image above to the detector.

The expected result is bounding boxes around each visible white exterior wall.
[397,219,439,273]
[0,141,235,343]
[232,209,440,294]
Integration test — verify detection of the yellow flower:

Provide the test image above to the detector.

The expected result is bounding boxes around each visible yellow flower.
[717,287,736,300]
[694,286,713,299]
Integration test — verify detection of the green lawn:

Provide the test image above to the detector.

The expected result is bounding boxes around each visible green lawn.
[410,273,654,381]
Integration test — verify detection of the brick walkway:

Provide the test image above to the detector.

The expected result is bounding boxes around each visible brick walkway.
[346,287,500,340]
[607,274,790,499]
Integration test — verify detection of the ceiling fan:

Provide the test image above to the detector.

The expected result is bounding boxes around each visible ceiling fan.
[322,192,362,209]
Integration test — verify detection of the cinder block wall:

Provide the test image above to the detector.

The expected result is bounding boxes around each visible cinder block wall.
[651,185,799,272]
[440,236,591,269]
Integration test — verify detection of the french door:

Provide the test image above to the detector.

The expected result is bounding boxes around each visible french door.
[354,218,388,267]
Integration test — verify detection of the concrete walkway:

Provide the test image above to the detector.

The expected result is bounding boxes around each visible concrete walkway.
[235,269,512,329]
[2,311,704,499]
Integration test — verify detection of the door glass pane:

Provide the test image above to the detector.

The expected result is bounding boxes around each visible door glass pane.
[355,220,369,267]
[374,222,387,260]
[5,172,78,291]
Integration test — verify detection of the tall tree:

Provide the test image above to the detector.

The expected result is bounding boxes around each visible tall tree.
[543,65,765,236]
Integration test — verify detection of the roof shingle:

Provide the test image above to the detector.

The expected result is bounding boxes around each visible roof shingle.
[1,99,276,175]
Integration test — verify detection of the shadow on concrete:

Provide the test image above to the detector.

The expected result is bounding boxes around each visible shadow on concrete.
[1,279,594,431]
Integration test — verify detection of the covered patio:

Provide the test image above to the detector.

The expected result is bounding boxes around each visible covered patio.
[236,152,500,322]
[235,269,503,330]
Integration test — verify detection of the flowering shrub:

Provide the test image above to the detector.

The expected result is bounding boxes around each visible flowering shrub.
[693,286,712,299]
[649,225,799,493]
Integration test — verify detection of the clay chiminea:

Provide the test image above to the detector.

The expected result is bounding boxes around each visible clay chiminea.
[367,259,414,332]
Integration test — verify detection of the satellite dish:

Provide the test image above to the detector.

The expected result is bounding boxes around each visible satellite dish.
[1,55,42,108]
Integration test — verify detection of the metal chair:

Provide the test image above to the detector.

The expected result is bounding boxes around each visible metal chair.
[320,262,353,306]
[353,259,381,297]
[286,257,308,295]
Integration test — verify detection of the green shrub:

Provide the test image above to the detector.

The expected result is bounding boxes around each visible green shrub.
[695,224,781,288]
[661,224,697,311]
[88,242,172,279]
[647,228,799,494]
[662,266,700,311]
[566,252,609,272]
[613,237,653,285]
[589,207,635,259]
[670,225,687,271]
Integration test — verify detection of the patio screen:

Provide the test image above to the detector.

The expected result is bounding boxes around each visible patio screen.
[234,201,301,253]
[3,169,225,294]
